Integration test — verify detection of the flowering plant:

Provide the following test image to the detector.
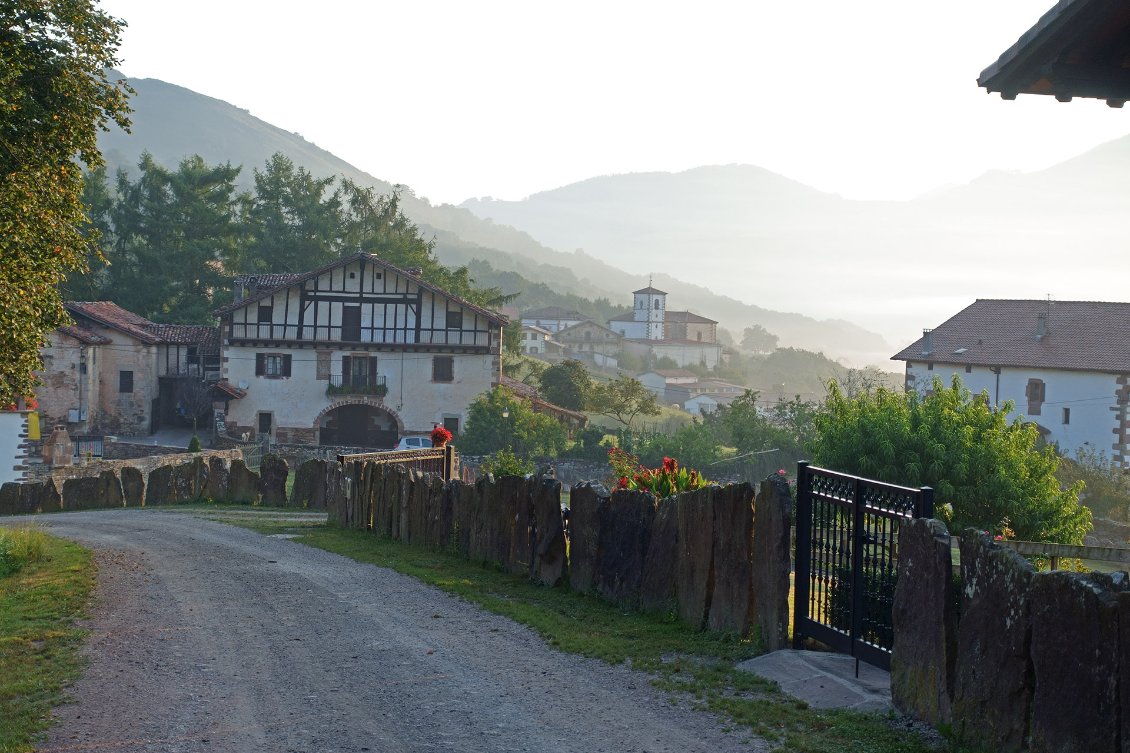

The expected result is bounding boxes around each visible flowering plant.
[608,447,711,498]
[430,425,453,447]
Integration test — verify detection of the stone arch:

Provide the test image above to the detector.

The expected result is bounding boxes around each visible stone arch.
[314,398,404,447]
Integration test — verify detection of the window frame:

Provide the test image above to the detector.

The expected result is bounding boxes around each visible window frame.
[432,355,455,383]
[119,370,134,394]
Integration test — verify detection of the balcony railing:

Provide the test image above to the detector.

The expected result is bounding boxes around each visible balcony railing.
[327,373,388,397]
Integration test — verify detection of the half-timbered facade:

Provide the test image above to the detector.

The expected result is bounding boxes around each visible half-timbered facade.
[214,254,506,447]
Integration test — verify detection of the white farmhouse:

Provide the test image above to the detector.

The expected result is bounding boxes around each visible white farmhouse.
[892,299,1130,467]
[214,253,506,447]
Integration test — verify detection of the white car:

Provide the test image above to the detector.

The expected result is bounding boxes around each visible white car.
[393,436,433,451]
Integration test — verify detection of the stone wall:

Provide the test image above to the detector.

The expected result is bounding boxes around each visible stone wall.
[0,450,268,515]
[327,458,793,641]
[891,524,1130,753]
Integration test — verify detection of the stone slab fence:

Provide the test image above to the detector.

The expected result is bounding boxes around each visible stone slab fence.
[326,458,793,642]
[0,450,292,515]
[892,520,1130,753]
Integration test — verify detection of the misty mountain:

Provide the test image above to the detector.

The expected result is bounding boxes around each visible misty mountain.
[460,142,1130,351]
[97,75,891,364]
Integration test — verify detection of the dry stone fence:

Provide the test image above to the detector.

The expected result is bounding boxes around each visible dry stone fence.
[0,449,296,514]
[328,459,793,640]
[892,520,1130,753]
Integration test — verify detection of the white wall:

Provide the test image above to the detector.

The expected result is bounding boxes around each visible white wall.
[906,361,1126,464]
[223,345,496,441]
[0,412,28,484]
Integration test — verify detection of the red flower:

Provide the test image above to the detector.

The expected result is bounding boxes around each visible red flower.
[430,425,453,446]
[777,468,787,476]
[663,456,677,473]
[618,476,629,489]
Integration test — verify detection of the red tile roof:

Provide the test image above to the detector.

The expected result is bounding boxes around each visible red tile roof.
[57,325,112,345]
[65,301,162,344]
[144,324,221,354]
[891,299,1130,372]
[664,311,717,324]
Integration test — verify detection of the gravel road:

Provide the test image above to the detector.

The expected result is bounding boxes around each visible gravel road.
[25,509,767,753]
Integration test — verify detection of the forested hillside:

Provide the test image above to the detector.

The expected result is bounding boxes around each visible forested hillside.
[94,75,891,364]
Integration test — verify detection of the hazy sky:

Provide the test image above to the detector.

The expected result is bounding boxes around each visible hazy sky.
[98,0,1130,207]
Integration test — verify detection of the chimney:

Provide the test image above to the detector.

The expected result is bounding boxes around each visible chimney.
[920,328,934,356]
[1036,312,1048,339]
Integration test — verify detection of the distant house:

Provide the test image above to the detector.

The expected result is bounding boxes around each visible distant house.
[608,285,722,369]
[668,379,747,405]
[213,253,506,446]
[684,392,738,417]
[520,306,587,334]
[555,320,622,367]
[891,299,1130,466]
[638,369,699,398]
[520,324,555,355]
[37,302,219,437]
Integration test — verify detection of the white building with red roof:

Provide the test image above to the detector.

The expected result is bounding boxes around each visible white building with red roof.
[892,299,1130,466]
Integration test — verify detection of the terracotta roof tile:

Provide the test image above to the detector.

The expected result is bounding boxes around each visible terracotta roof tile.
[65,301,161,344]
[144,324,221,355]
[57,325,112,345]
[891,299,1130,372]
[520,306,587,320]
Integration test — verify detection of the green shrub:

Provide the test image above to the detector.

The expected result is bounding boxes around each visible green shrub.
[481,447,534,478]
[187,434,202,452]
[0,526,48,578]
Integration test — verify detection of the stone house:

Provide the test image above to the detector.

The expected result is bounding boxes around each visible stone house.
[892,299,1130,467]
[213,253,506,447]
[608,285,722,369]
[519,306,587,334]
[555,320,622,367]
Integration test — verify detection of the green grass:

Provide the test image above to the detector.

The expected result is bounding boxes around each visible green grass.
[276,521,945,753]
[0,528,94,753]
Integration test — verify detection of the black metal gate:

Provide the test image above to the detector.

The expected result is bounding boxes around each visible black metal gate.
[793,461,933,670]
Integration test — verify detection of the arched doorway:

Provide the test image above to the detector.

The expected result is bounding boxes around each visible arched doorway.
[319,403,399,448]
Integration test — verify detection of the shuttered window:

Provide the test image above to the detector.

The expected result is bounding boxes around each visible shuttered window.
[255,353,292,378]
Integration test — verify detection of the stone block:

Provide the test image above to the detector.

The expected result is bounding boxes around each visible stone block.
[501,475,532,575]
[323,461,345,522]
[567,483,605,593]
[529,477,566,587]
[0,482,20,515]
[891,518,956,726]
[1029,571,1122,753]
[121,466,145,507]
[144,464,174,506]
[227,459,260,504]
[708,483,755,634]
[595,489,656,606]
[752,475,793,650]
[290,459,327,509]
[63,470,124,510]
[676,487,715,630]
[205,456,230,502]
[952,531,1036,753]
[258,454,289,507]
[168,458,206,503]
[639,497,678,612]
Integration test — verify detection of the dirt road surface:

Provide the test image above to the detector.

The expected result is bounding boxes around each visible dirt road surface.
[25,510,765,753]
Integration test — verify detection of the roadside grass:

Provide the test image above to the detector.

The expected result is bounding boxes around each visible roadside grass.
[255,519,946,753]
[0,526,93,753]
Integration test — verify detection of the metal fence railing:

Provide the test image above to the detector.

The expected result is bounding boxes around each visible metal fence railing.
[337,445,458,482]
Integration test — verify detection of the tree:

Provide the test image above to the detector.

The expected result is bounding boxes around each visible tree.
[741,325,778,353]
[0,1,132,404]
[458,387,567,458]
[588,375,661,428]
[538,359,592,411]
[810,375,1091,544]
[242,153,341,273]
[502,319,523,362]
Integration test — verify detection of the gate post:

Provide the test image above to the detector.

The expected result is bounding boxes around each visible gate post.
[793,461,812,649]
[849,477,865,663]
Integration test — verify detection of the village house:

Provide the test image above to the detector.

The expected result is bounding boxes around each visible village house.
[554,320,622,368]
[519,324,562,357]
[36,302,219,438]
[892,299,1130,467]
[519,306,587,334]
[608,285,723,369]
[213,253,506,447]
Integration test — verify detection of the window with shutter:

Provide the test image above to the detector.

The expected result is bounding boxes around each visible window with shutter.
[433,356,454,382]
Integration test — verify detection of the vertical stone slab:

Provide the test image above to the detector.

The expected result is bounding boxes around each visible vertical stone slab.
[290,459,326,509]
[62,471,123,510]
[0,482,20,514]
[752,475,793,651]
[891,518,956,726]
[1119,589,1130,753]
[227,459,260,505]
[144,465,174,506]
[1029,571,1121,753]
[640,497,678,612]
[405,472,430,544]
[676,487,715,630]
[952,531,1036,753]
[324,461,345,523]
[708,483,755,634]
[377,465,399,537]
[502,475,532,575]
[169,458,206,503]
[595,489,656,606]
[258,455,289,507]
[529,477,566,587]
[205,456,229,502]
[450,480,475,558]
[121,466,145,507]
[567,483,605,593]
[428,477,453,551]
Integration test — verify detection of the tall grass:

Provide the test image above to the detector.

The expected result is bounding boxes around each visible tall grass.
[0,525,49,578]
